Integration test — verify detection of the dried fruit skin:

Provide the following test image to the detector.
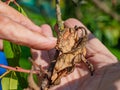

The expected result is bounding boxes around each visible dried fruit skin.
[50,26,94,85]
[56,27,77,53]
[40,26,94,90]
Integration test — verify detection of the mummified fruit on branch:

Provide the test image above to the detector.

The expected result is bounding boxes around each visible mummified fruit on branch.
[39,26,95,90]
[49,26,94,86]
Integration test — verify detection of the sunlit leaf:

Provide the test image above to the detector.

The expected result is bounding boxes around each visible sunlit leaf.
[17,6,27,16]
[3,41,14,59]
[2,71,18,90]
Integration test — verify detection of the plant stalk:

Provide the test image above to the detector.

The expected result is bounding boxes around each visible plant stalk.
[56,0,64,31]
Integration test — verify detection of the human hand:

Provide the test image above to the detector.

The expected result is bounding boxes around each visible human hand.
[31,18,119,90]
[0,1,56,50]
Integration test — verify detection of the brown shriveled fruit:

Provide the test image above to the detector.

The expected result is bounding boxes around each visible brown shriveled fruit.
[40,26,94,90]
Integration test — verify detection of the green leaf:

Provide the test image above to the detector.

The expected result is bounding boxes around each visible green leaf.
[19,46,31,69]
[2,72,18,90]
[16,72,28,89]
[3,40,21,66]
[3,41,14,59]
[10,42,21,58]
[17,6,27,16]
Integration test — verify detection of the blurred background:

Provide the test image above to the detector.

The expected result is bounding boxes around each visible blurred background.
[17,0,120,59]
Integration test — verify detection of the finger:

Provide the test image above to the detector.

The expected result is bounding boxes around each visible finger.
[41,24,53,37]
[30,48,56,69]
[64,18,117,62]
[31,24,55,67]
[30,49,50,69]
[0,1,41,32]
[0,15,56,50]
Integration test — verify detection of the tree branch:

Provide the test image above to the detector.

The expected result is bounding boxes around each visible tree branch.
[92,0,120,22]
[56,0,64,31]
[0,64,39,74]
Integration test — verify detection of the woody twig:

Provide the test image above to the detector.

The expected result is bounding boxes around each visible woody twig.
[56,0,64,31]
